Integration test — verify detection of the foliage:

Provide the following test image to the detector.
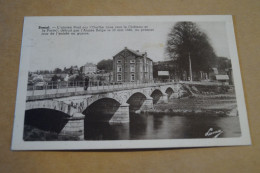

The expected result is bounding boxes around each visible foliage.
[216,57,231,70]
[67,74,84,82]
[97,59,113,72]
[53,68,62,74]
[32,75,44,83]
[75,74,84,81]
[79,66,84,74]
[51,75,63,82]
[166,22,217,76]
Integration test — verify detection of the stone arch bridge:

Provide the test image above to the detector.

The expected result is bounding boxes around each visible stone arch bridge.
[25,83,182,140]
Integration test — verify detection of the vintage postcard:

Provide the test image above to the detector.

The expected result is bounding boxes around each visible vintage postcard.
[11,15,251,150]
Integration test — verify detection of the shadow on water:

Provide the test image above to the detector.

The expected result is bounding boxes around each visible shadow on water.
[23,108,70,141]
[83,98,131,140]
[84,112,241,140]
[24,109,69,133]
[24,99,242,141]
[84,122,130,140]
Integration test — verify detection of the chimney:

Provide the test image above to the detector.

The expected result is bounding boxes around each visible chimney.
[124,47,127,49]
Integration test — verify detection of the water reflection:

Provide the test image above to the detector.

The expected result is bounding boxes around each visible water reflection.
[84,122,130,140]
[84,113,241,140]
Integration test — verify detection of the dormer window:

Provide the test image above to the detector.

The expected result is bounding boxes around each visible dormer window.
[117,60,122,63]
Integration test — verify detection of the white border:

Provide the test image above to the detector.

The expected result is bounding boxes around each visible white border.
[11,15,251,150]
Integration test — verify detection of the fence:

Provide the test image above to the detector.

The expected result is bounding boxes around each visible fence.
[27,80,174,96]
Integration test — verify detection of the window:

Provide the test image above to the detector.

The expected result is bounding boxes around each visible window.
[117,65,122,72]
[117,60,122,63]
[117,74,122,81]
[130,59,135,63]
[130,65,135,72]
[131,74,135,81]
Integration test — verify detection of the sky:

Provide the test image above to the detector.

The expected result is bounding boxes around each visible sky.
[27,21,230,71]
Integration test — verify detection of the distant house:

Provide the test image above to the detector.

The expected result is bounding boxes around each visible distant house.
[83,63,97,74]
[70,66,79,74]
[216,75,229,85]
[153,60,178,81]
[157,71,170,82]
[209,67,219,81]
[112,47,153,83]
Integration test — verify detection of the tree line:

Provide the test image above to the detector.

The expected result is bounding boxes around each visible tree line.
[165,22,229,81]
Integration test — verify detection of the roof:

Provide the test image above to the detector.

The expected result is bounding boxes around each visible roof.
[113,47,153,61]
[127,48,146,56]
[216,75,229,80]
[84,63,96,67]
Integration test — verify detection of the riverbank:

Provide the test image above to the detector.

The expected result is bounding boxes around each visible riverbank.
[141,83,238,116]
[148,94,238,116]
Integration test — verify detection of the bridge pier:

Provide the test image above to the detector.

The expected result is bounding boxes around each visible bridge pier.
[169,93,179,99]
[158,93,168,104]
[139,96,154,111]
[60,113,85,140]
[109,103,130,124]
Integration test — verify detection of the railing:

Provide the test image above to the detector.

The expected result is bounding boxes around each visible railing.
[27,80,175,97]
[179,80,224,86]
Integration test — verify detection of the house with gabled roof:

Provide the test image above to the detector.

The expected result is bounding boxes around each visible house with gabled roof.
[112,47,153,83]
[83,63,97,74]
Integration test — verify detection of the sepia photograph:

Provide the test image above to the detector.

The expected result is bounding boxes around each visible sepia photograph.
[11,16,251,150]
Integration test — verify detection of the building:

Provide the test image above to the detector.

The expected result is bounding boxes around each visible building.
[153,60,178,81]
[226,68,234,85]
[157,71,170,82]
[83,63,97,74]
[113,47,153,83]
[216,75,229,85]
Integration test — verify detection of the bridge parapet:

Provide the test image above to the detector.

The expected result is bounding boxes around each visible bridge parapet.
[26,82,176,101]
[25,83,181,116]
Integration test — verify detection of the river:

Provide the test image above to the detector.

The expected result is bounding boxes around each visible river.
[84,112,241,140]
[84,95,241,140]
[24,95,241,141]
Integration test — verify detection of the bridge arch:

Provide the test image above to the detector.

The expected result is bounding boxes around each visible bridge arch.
[126,92,147,112]
[150,89,164,104]
[24,108,70,135]
[165,87,174,98]
[25,100,77,116]
[83,98,121,123]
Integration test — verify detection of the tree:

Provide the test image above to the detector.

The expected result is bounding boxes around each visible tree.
[97,59,113,72]
[54,68,62,74]
[51,75,63,82]
[74,74,84,81]
[217,57,231,70]
[79,66,84,74]
[166,22,217,80]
